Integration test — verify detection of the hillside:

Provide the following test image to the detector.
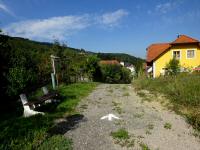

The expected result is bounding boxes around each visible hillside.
[6,35,144,66]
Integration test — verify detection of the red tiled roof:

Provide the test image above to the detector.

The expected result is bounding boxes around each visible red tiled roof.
[146,43,171,62]
[172,35,199,44]
[99,60,119,65]
[146,35,200,63]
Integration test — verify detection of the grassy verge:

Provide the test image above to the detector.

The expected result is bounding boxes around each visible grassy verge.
[0,82,97,150]
[133,74,200,131]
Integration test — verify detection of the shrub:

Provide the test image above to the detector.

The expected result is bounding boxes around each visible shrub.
[100,64,133,83]
[7,67,36,96]
[100,64,121,83]
[121,67,133,83]
[166,58,180,75]
[85,55,101,81]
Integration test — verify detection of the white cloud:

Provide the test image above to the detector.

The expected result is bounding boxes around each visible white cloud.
[155,2,173,14]
[0,2,14,16]
[3,9,129,41]
[149,0,184,15]
[98,9,129,27]
[3,15,90,41]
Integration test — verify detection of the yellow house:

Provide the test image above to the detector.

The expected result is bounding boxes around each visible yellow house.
[146,35,200,78]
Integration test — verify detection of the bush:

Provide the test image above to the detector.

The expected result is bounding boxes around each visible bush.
[100,64,121,83]
[166,58,180,75]
[100,64,133,83]
[121,67,133,83]
[7,67,36,96]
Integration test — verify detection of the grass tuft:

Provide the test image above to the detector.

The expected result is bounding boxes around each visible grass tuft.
[140,143,151,150]
[111,128,129,140]
[164,122,172,129]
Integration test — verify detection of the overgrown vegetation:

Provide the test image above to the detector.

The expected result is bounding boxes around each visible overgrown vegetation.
[0,82,97,150]
[0,34,142,112]
[100,64,133,83]
[134,73,200,130]
[0,33,92,113]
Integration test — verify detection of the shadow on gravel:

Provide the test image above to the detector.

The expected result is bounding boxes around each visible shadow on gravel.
[48,114,87,135]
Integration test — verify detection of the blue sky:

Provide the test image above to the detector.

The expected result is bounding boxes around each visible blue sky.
[1,0,200,58]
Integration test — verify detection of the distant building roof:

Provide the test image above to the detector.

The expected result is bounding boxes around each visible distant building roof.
[146,35,200,63]
[99,60,119,65]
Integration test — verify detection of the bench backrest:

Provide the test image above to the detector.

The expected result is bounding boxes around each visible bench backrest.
[42,86,49,95]
[20,94,28,105]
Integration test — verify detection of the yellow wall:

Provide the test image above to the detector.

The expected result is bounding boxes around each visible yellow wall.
[154,44,200,77]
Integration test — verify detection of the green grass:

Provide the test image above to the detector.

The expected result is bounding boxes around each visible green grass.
[140,143,151,150]
[111,128,135,148]
[38,135,72,150]
[0,82,97,150]
[134,74,200,130]
[164,122,172,129]
[111,128,130,140]
[123,92,130,96]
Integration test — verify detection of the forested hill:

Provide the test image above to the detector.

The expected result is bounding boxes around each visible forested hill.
[6,35,144,66]
[5,35,85,54]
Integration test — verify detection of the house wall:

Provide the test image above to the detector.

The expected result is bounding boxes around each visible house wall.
[154,44,200,77]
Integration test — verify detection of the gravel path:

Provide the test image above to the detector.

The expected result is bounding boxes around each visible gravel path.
[64,84,200,150]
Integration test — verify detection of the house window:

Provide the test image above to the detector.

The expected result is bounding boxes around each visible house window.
[187,50,195,58]
[173,51,180,59]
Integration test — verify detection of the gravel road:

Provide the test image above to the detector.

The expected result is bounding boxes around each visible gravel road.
[64,84,200,150]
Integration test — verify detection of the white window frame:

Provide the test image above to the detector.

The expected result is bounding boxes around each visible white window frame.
[186,49,195,59]
[172,50,181,59]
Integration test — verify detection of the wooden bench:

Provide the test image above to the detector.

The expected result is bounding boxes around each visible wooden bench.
[24,88,60,108]
[20,94,44,117]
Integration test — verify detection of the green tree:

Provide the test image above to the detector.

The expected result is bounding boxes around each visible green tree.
[7,48,37,96]
[85,55,100,81]
[0,30,11,98]
[166,58,180,75]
